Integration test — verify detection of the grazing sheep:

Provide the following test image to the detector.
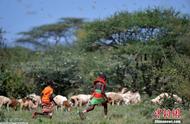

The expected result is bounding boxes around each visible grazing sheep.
[17,97,38,111]
[173,94,182,103]
[70,94,91,107]
[118,90,141,105]
[126,91,141,104]
[53,95,71,111]
[0,96,12,110]
[27,93,41,105]
[151,93,182,105]
[151,93,169,105]
[106,92,124,106]
[105,88,129,105]
[9,98,19,111]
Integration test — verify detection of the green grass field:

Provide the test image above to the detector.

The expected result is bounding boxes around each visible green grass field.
[1,102,189,124]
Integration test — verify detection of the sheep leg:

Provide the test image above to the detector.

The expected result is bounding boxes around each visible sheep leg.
[7,103,10,111]
[54,105,58,111]
[112,100,114,106]
[79,99,83,107]
[62,105,67,112]
[20,104,23,111]
[0,103,2,109]
[61,105,63,112]
[73,98,78,107]
[117,101,120,106]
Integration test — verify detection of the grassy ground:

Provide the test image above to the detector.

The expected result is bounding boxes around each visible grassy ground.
[0,102,189,124]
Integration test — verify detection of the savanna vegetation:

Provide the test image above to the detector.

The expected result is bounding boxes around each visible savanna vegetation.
[0,8,190,123]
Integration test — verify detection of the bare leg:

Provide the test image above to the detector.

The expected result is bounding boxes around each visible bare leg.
[83,105,95,113]
[102,102,108,116]
[32,103,54,119]
[32,111,52,119]
[34,112,48,116]
[79,105,95,120]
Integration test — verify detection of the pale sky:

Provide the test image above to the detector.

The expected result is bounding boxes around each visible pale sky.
[0,0,190,45]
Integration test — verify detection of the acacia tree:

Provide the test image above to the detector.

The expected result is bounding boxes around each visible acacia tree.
[77,8,188,50]
[16,17,84,49]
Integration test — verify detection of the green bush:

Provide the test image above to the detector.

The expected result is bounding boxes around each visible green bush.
[0,64,35,98]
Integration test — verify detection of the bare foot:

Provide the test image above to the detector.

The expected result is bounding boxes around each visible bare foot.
[79,111,86,120]
[32,112,37,119]
[48,112,53,119]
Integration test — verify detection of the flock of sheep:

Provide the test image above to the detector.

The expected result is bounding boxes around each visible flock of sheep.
[0,88,182,112]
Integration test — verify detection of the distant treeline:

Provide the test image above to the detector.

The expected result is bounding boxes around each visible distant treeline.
[0,8,190,109]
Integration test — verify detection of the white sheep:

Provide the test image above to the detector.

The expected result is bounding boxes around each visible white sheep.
[151,93,182,105]
[70,94,91,107]
[53,95,71,111]
[0,96,12,110]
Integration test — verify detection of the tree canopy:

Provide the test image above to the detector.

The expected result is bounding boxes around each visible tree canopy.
[16,17,84,49]
[1,9,190,108]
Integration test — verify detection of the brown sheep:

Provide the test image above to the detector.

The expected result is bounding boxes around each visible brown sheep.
[17,97,38,111]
